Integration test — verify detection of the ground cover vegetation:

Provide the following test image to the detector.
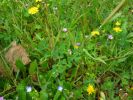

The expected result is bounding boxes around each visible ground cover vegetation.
[0,0,133,99]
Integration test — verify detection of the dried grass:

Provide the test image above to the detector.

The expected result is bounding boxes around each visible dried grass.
[5,41,31,71]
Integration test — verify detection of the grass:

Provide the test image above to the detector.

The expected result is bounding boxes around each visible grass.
[0,0,133,99]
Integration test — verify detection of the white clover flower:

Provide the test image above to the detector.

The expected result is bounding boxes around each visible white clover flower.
[108,34,113,40]
[62,28,68,32]
[58,86,63,91]
[26,86,32,92]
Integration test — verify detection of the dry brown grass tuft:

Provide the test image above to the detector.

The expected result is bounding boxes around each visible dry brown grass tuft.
[5,41,31,71]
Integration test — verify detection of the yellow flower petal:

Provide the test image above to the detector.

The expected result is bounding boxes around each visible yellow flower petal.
[91,31,100,36]
[28,7,39,15]
[115,21,121,26]
[113,27,122,32]
[74,45,79,49]
[35,0,42,2]
[87,84,95,95]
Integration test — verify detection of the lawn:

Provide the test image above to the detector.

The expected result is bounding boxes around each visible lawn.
[0,0,133,99]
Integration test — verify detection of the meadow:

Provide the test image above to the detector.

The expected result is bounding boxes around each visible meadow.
[0,0,133,99]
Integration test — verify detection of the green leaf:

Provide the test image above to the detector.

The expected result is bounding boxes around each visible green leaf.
[16,59,25,71]
[54,91,61,100]
[17,81,26,100]
[26,93,32,100]
[117,57,127,63]
[60,96,65,100]
[83,49,106,64]
[39,90,48,100]
[127,32,133,38]
[83,49,94,59]
[95,57,106,64]
[29,60,37,75]
[74,89,82,99]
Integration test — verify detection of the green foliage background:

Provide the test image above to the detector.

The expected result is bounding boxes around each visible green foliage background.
[0,0,133,99]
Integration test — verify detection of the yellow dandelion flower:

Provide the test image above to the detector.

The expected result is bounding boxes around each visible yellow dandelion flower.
[91,31,100,36]
[113,27,122,32]
[28,7,39,15]
[74,45,79,49]
[35,0,42,2]
[115,21,121,26]
[87,84,95,95]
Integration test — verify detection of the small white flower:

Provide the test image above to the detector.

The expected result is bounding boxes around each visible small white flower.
[108,34,113,40]
[58,86,63,91]
[62,28,68,32]
[76,42,81,46]
[26,86,32,92]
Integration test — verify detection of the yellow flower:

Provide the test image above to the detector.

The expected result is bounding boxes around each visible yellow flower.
[35,0,42,2]
[28,7,39,15]
[74,45,79,49]
[91,31,100,36]
[113,27,122,32]
[87,84,95,95]
[115,21,121,26]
